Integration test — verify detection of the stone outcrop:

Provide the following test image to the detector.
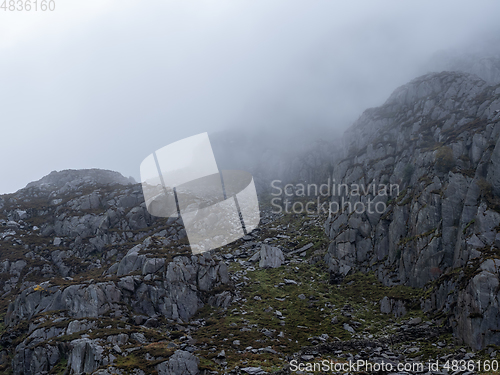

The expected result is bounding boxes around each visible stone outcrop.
[6,245,231,327]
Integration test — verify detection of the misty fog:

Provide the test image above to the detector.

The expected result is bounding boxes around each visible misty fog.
[1,0,500,193]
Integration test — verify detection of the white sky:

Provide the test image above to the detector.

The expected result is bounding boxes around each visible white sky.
[1,0,500,193]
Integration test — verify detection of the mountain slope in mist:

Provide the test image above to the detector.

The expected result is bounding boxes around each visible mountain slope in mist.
[325,70,500,350]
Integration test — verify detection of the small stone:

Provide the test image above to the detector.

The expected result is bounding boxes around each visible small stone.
[343,323,355,334]
[130,332,147,344]
[464,352,474,360]
[248,252,261,263]
[261,347,277,354]
[408,317,422,325]
[262,329,273,337]
[241,367,266,375]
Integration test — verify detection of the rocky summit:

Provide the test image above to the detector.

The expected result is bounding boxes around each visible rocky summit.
[1,71,500,374]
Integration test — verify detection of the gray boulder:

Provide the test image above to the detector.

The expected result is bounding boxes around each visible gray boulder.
[156,350,199,375]
[259,244,284,269]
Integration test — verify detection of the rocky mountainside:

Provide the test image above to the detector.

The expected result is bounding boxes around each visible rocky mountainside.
[2,71,500,374]
[2,165,495,375]
[325,71,500,350]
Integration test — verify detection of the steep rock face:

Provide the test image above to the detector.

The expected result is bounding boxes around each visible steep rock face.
[324,72,500,349]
